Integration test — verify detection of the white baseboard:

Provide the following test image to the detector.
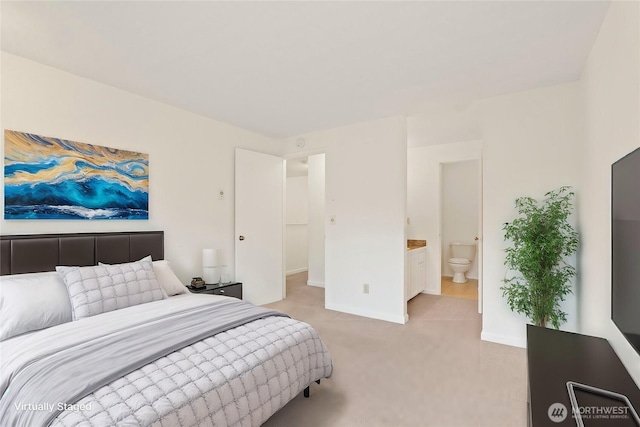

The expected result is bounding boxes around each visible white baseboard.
[286,268,308,276]
[307,280,325,288]
[325,302,406,324]
[481,331,526,348]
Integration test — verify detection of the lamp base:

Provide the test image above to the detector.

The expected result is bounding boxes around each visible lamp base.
[203,267,216,284]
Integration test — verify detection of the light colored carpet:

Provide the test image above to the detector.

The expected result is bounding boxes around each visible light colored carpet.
[263,272,527,427]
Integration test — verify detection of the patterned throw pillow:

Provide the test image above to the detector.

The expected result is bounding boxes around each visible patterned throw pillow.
[99,257,189,296]
[57,260,166,320]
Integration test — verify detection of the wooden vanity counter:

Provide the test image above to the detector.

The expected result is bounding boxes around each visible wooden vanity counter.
[407,239,427,251]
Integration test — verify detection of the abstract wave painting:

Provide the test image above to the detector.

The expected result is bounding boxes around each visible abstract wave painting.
[4,130,149,220]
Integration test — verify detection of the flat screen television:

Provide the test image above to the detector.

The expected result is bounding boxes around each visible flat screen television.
[612,146,640,353]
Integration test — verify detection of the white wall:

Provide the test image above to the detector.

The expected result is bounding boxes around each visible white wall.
[285,175,308,275]
[478,83,584,347]
[0,53,282,283]
[408,106,482,148]
[578,0,640,384]
[285,176,309,224]
[408,83,584,347]
[284,116,407,323]
[325,116,407,323]
[441,160,479,279]
[307,153,326,287]
[407,140,482,295]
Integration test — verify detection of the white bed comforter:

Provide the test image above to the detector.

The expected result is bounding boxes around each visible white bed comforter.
[0,294,333,426]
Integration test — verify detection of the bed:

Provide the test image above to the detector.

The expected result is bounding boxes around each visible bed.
[0,231,333,426]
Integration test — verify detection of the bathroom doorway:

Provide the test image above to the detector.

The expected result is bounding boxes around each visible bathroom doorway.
[440,159,482,309]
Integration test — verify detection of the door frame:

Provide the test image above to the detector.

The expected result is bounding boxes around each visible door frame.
[283,149,326,298]
[438,154,483,314]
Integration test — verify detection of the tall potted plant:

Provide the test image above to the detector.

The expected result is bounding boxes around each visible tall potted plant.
[501,186,578,329]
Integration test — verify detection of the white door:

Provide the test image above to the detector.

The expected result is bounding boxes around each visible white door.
[235,148,284,306]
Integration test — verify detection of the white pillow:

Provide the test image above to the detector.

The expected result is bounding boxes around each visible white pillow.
[57,260,166,320]
[152,260,189,296]
[0,271,72,341]
[99,257,188,296]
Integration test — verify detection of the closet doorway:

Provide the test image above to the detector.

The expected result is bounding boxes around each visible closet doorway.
[284,154,326,299]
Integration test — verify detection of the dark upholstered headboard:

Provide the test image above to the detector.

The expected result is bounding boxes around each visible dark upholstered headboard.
[0,231,164,276]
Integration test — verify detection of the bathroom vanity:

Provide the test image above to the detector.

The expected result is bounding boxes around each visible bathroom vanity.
[405,240,427,301]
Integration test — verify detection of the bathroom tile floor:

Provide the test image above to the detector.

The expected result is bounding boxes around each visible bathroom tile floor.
[441,276,478,300]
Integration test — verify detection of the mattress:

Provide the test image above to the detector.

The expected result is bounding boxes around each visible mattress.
[0,294,333,426]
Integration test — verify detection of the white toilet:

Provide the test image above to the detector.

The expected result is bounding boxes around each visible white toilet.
[448,242,476,284]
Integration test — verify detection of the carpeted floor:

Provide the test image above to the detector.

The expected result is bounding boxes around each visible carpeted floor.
[262,272,527,427]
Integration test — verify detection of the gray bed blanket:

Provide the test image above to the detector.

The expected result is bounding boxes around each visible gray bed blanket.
[0,298,287,427]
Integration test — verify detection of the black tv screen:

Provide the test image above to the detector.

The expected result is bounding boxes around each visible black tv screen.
[612,146,640,353]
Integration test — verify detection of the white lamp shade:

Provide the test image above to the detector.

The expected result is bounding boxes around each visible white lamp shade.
[202,249,218,267]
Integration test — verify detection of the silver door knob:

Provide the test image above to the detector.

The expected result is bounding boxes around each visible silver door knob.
[239,236,245,241]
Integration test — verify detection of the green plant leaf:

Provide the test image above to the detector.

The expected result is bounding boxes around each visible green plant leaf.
[501,186,578,329]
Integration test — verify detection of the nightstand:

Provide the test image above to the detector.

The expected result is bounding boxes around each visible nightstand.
[187,282,243,300]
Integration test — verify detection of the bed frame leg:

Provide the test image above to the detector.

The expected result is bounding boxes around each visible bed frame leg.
[303,380,322,398]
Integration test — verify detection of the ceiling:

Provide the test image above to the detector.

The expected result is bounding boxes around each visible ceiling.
[1,1,610,139]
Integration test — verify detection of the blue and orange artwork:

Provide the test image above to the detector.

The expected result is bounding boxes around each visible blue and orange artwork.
[4,130,149,220]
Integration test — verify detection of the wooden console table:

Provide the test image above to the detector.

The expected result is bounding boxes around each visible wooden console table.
[527,325,640,426]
